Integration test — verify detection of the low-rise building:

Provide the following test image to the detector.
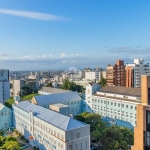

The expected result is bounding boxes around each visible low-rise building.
[0,103,12,130]
[49,103,70,116]
[31,91,82,116]
[73,79,93,88]
[13,101,90,150]
[85,84,140,128]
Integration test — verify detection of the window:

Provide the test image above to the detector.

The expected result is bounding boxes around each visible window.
[85,141,87,148]
[111,102,113,105]
[77,133,80,138]
[104,101,106,104]
[126,105,128,108]
[122,104,124,108]
[135,106,137,110]
[69,145,72,150]
[114,103,116,106]
[51,129,53,134]
[101,100,103,103]
[118,104,120,107]
[130,106,133,109]
[61,135,64,140]
[1,112,3,116]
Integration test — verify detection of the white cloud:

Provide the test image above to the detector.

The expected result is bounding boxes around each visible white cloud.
[60,53,83,58]
[0,54,9,57]
[60,53,67,58]
[19,54,53,60]
[0,9,66,21]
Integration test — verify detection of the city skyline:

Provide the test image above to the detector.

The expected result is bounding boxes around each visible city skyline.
[0,0,150,70]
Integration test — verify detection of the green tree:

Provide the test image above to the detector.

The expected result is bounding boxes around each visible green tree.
[45,83,53,87]
[4,98,14,109]
[21,86,33,96]
[99,72,106,88]
[21,93,39,101]
[1,141,21,150]
[61,79,84,93]
[75,112,133,150]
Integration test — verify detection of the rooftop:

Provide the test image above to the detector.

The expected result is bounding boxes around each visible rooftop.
[100,86,141,97]
[50,103,69,108]
[39,87,71,94]
[0,103,5,110]
[14,101,88,131]
[34,91,82,106]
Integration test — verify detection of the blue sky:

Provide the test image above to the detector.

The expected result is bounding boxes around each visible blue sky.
[0,0,150,71]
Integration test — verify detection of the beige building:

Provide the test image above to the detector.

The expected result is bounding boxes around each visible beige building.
[12,79,25,97]
[132,75,150,150]
[73,79,93,88]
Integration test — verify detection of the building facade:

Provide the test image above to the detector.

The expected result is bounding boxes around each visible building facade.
[106,60,126,86]
[13,101,90,150]
[132,75,150,150]
[27,75,39,91]
[31,92,83,117]
[85,85,140,128]
[12,79,26,97]
[106,64,114,86]
[0,69,10,104]
[0,103,12,130]
[85,71,101,82]
[126,58,150,88]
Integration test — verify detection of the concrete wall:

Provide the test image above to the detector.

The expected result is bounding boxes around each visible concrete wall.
[66,126,90,150]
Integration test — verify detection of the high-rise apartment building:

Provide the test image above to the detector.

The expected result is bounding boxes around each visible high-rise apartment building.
[0,69,10,104]
[106,60,126,86]
[13,80,26,97]
[126,58,150,88]
[132,75,150,150]
[106,64,114,86]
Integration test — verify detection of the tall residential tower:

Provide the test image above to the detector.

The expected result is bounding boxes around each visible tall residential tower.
[0,69,10,104]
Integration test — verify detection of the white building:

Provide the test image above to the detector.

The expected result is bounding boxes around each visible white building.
[31,91,82,117]
[0,69,10,104]
[73,79,93,88]
[85,84,140,128]
[126,58,150,88]
[13,101,90,150]
[12,79,26,97]
[85,71,102,82]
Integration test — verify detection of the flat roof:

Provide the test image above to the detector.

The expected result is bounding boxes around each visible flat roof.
[39,87,71,94]
[100,86,141,97]
[50,103,69,108]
